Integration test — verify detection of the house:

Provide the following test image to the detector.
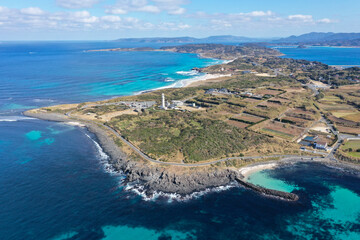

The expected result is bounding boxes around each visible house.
[315,141,328,150]
[169,100,184,109]
[205,88,217,94]
[299,135,319,147]
[299,141,312,147]
[303,136,318,143]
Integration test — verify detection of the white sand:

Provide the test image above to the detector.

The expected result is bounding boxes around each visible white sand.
[181,73,232,87]
[239,163,278,179]
[65,121,86,127]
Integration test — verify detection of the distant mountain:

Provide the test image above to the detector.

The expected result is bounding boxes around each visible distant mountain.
[114,35,272,43]
[275,32,360,46]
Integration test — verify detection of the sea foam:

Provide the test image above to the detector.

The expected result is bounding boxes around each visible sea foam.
[125,182,237,203]
[0,116,35,122]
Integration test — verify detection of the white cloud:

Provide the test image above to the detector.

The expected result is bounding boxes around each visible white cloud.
[193,10,335,30]
[246,11,273,17]
[0,6,190,32]
[106,0,187,15]
[317,18,335,24]
[101,15,122,22]
[288,14,314,22]
[168,7,186,15]
[56,0,100,9]
[0,6,9,13]
[178,23,190,29]
[138,5,161,13]
[20,7,44,15]
[106,8,127,14]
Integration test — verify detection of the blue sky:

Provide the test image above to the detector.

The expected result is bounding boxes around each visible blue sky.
[0,0,359,40]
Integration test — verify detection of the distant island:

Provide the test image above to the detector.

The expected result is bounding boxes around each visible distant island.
[113,35,273,44]
[111,32,360,47]
[274,32,360,47]
[88,43,282,60]
[26,43,360,200]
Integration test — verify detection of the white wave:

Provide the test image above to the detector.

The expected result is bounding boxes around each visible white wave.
[125,182,237,203]
[84,133,120,174]
[164,77,175,82]
[176,70,200,76]
[135,73,231,96]
[32,98,56,103]
[0,116,35,122]
[85,133,109,161]
[65,121,86,127]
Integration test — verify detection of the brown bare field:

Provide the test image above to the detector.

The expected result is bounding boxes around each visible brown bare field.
[286,109,316,120]
[285,87,306,93]
[281,116,312,127]
[271,97,290,104]
[261,121,304,140]
[232,113,265,123]
[328,115,358,127]
[255,89,283,95]
[258,101,282,108]
[334,84,360,92]
[343,112,360,122]
[318,103,354,112]
[336,126,360,135]
[227,120,250,129]
[291,108,315,116]
[243,98,262,103]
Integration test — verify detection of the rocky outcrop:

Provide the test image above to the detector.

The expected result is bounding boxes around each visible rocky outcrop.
[121,164,239,195]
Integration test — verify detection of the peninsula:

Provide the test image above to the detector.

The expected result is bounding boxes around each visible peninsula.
[25,44,360,200]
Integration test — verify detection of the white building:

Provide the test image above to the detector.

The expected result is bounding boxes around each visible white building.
[160,93,167,110]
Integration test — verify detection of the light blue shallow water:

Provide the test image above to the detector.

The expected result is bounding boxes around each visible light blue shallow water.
[0,42,359,240]
[0,41,218,114]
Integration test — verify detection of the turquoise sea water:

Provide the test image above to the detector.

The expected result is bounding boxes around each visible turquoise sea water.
[0,42,359,239]
[0,42,219,115]
[247,170,298,192]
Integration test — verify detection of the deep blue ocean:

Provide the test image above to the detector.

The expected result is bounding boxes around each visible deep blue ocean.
[0,43,359,240]
[277,46,360,66]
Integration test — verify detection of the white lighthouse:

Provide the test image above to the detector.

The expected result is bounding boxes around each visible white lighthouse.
[161,93,167,110]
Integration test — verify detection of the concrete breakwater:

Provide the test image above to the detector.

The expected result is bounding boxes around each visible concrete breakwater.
[235,177,299,201]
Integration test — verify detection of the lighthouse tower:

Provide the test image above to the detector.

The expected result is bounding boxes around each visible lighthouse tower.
[161,93,167,109]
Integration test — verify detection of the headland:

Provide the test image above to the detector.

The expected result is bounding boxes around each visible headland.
[25,43,360,200]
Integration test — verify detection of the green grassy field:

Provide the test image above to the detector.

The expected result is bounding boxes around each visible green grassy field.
[108,110,269,162]
[341,140,360,158]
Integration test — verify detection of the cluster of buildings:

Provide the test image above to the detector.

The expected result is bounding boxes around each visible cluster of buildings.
[299,135,328,151]
[205,88,233,95]
[239,91,264,100]
[205,88,265,100]
[121,101,156,112]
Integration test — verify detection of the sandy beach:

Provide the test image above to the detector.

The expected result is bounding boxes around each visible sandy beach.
[239,163,278,179]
